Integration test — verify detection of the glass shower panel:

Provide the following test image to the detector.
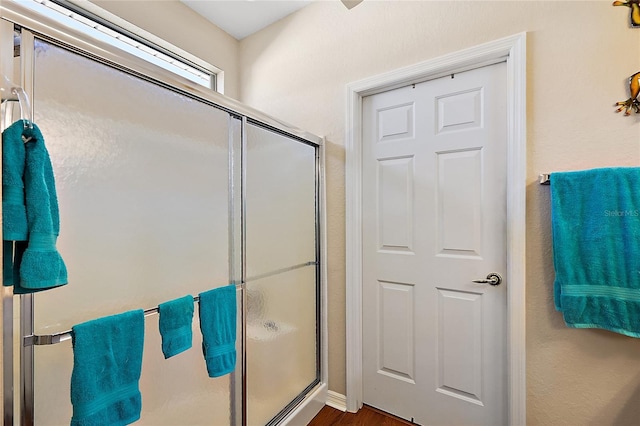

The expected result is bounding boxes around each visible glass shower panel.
[245,124,318,425]
[31,39,232,424]
[246,267,318,426]
[245,124,317,278]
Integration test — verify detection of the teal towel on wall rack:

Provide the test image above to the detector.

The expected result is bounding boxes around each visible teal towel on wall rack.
[551,167,640,337]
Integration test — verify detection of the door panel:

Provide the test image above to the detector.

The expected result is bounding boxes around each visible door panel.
[378,103,415,142]
[245,124,317,278]
[377,156,414,253]
[245,123,319,425]
[362,63,507,426]
[436,288,483,403]
[246,267,317,426]
[436,88,483,133]
[436,148,483,257]
[377,280,415,382]
[32,39,232,425]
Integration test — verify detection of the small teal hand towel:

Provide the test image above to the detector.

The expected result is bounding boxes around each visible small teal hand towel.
[551,167,640,337]
[198,285,237,377]
[158,295,194,359]
[71,310,145,426]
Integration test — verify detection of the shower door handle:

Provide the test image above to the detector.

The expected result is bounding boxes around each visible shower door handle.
[472,273,502,286]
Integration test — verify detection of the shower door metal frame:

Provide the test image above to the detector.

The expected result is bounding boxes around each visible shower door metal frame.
[0,1,328,425]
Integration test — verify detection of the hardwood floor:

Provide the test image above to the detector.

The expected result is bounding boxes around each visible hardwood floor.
[308,405,415,426]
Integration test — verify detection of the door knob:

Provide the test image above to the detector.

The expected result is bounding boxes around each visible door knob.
[472,273,502,286]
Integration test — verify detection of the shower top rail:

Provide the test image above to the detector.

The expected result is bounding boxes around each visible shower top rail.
[22,260,318,347]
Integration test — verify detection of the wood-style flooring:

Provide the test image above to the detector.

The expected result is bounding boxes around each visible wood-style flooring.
[308,405,415,426]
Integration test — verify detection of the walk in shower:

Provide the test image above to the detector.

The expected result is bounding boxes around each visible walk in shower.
[0,2,326,425]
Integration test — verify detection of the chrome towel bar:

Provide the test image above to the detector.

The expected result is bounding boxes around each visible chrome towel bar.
[23,296,202,347]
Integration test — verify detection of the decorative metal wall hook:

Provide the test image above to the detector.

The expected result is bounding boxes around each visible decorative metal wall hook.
[613,0,640,27]
[612,1,639,116]
[615,71,640,115]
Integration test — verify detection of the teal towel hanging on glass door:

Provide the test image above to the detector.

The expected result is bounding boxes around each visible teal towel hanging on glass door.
[198,285,237,377]
[1,119,67,293]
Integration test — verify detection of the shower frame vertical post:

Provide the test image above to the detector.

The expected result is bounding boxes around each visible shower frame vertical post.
[0,18,15,426]
[18,28,35,426]
[240,116,248,426]
[229,115,244,426]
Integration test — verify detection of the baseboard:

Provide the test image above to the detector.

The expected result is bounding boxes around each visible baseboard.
[326,390,347,412]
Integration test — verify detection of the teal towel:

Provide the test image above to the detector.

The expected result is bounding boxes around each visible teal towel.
[551,167,640,337]
[2,120,28,242]
[2,241,26,290]
[198,285,237,377]
[158,295,194,359]
[20,122,67,291]
[2,120,27,290]
[71,310,145,426]
[1,120,67,293]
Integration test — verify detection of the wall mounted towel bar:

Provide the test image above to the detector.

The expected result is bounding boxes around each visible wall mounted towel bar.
[539,174,551,185]
[22,260,318,347]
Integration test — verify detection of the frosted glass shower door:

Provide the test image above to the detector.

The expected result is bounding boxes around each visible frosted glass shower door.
[30,39,234,424]
[245,123,319,425]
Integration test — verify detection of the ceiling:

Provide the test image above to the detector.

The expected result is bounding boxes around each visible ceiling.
[180,0,313,40]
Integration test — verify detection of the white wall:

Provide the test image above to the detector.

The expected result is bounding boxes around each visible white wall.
[239,1,640,424]
[41,0,640,423]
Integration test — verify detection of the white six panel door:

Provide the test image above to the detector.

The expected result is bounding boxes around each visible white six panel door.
[362,63,508,425]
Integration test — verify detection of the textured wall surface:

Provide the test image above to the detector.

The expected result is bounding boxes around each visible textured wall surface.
[238,1,640,424]
[67,0,640,423]
[91,0,240,99]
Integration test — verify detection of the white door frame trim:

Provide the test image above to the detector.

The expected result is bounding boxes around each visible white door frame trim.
[345,33,527,425]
